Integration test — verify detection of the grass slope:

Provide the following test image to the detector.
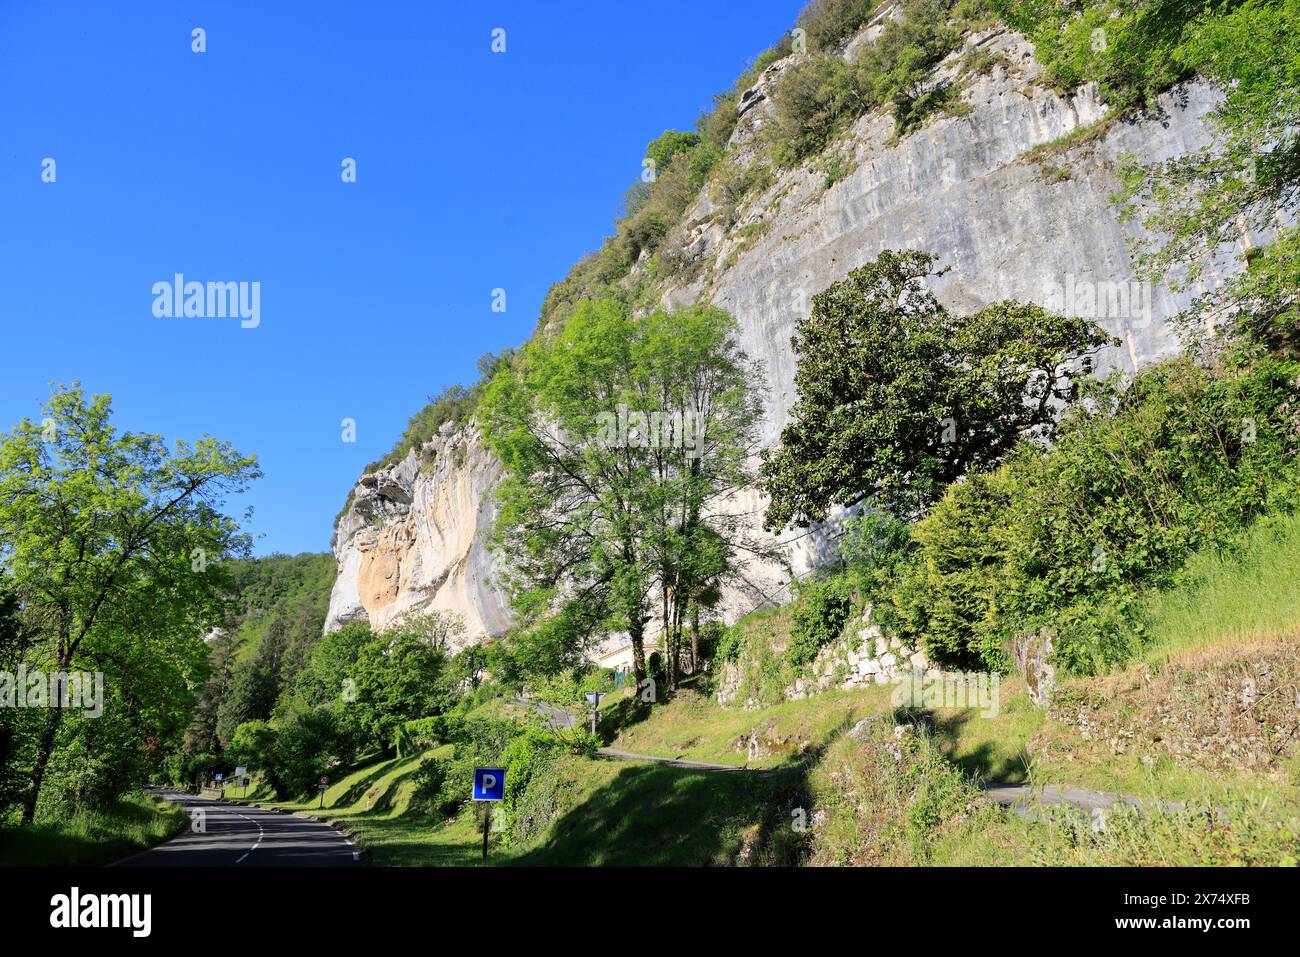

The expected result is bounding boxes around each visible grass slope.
[241,745,803,866]
[0,792,186,866]
[232,516,1299,867]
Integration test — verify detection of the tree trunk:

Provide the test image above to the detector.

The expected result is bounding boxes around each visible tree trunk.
[661,585,676,693]
[21,706,64,825]
[690,605,700,674]
[629,615,647,690]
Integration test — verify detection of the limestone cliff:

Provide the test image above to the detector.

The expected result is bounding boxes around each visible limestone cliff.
[326,22,1236,638]
[326,424,511,643]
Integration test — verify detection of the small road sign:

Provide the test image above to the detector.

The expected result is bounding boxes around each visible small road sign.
[472,767,506,802]
[319,775,329,786]
[215,773,224,782]
[584,691,605,734]
[472,767,507,863]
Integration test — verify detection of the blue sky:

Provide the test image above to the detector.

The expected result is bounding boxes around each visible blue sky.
[0,0,800,556]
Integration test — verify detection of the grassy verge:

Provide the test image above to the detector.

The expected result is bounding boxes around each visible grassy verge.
[0,792,186,866]
[602,682,894,768]
[241,743,805,866]
[1138,511,1300,665]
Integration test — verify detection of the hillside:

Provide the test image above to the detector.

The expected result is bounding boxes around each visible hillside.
[325,10,1228,640]
[241,515,1300,866]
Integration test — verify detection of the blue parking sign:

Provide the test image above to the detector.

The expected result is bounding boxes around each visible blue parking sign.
[472,767,506,801]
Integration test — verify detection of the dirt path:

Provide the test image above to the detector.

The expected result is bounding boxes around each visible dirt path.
[981,782,1182,821]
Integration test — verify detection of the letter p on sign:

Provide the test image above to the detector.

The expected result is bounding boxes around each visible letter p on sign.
[473,767,506,801]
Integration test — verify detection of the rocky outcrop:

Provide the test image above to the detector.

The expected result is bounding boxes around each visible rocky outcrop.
[329,24,1242,642]
[325,425,510,643]
[714,605,934,708]
[786,609,933,700]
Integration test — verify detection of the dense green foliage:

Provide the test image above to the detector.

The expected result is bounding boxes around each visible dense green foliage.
[786,577,857,666]
[480,300,766,689]
[0,385,259,826]
[772,0,992,160]
[221,611,478,798]
[994,0,1200,109]
[881,354,1300,671]
[760,249,1113,527]
[183,553,335,753]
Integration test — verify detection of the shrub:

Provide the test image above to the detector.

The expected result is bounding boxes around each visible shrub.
[854,0,965,135]
[771,54,864,164]
[991,0,1194,109]
[411,755,459,818]
[644,130,701,175]
[840,510,912,571]
[796,0,876,53]
[786,575,856,666]
[887,355,1300,672]
[395,715,458,757]
[714,623,747,663]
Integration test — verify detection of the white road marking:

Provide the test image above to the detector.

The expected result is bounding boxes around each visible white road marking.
[230,807,265,864]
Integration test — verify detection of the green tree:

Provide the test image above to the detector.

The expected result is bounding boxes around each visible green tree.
[293,620,370,709]
[479,300,766,689]
[1112,0,1300,354]
[214,657,277,750]
[645,130,701,174]
[0,384,259,822]
[630,306,768,688]
[760,250,1114,528]
[350,613,461,754]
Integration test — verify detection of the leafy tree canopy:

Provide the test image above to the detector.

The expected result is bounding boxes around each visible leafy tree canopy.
[760,250,1114,528]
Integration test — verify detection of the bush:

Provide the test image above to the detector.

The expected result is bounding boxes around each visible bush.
[786,575,856,666]
[840,510,912,571]
[714,623,747,663]
[771,54,864,164]
[796,0,876,53]
[227,708,352,799]
[645,130,701,175]
[991,0,1192,110]
[395,715,457,757]
[886,355,1300,672]
[411,755,459,818]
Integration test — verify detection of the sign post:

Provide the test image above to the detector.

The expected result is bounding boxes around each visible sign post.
[472,767,506,864]
[584,691,605,736]
[318,775,329,809]
[242,777,250,798]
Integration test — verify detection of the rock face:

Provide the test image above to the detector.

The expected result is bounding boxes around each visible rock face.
[325,426,511,644]
[327,24,1237,639]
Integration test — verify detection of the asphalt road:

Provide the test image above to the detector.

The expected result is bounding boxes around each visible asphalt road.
[114,791,360,868]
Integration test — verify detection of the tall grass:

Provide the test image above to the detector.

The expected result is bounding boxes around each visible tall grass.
[0,792,185,866]
[1139,511,1300,663]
